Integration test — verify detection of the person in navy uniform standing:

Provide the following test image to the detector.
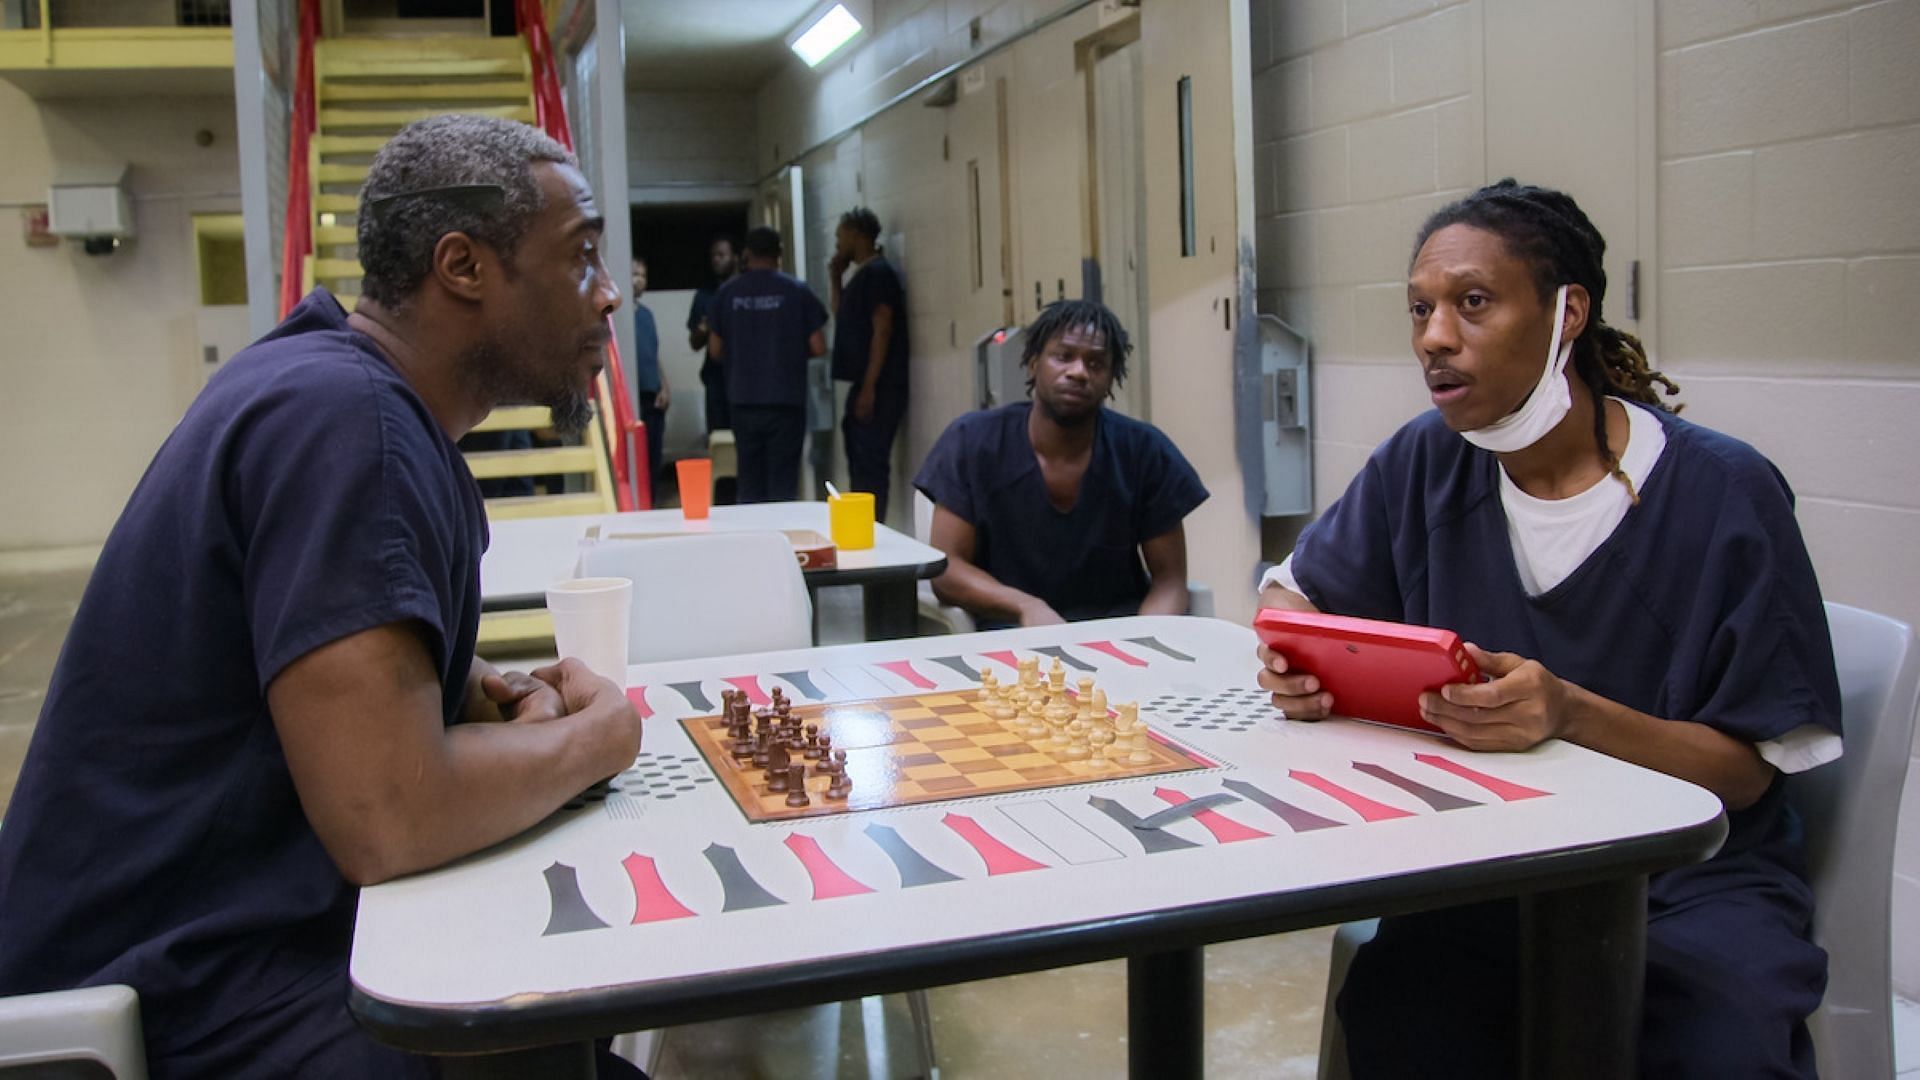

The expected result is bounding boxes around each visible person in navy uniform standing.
[687,234,738,435]
[1259,180,1840,1079]
[631,255,668,493]
[829,207,909,521]
[0,115,644,1078]
[707,226,828,503]
[914,298,1207,630]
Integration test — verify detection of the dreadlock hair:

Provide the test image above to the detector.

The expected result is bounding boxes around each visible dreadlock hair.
[1413,179,1681,503]
[1021,298,1132,396]
[840,207,882,242]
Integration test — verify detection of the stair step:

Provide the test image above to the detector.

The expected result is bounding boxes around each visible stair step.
[314,194,360,213]
[315,134,391,156]
[465,446,600,480]
[315,162,369,185]
[313,257,363,280]
[320,55,528,79]
[314,225,358,246]
[318,104,534,131]
[484,492,611,521]
[320,79,529,104]
[471,406,554,433]
[320,35,524,60]
[475,608,555,656]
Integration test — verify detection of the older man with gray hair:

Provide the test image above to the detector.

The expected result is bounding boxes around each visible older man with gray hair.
[0,115,644,1077]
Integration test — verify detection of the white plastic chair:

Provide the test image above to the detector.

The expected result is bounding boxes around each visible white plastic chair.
[0,984,146,1078]
[578,531,812,662]
[1798,601,1917,1080]
[1315,601,1919,1080]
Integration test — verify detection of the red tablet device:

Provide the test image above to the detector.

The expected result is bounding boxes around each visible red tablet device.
[1253,608,1480,735]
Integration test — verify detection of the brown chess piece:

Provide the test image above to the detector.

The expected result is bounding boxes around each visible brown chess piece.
[766,764,790,793]
[751,732,771,769]
[784,765,811,807]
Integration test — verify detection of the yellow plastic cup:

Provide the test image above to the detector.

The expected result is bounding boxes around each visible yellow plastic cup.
[828,491,875,550]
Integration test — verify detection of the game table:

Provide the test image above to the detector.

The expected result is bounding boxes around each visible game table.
[349,616,1727,1079]
[479,502,948,640]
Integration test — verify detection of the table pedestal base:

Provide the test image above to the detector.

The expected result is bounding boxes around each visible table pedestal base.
[1130,948,1204,1080]
[1520,874,1647,1080]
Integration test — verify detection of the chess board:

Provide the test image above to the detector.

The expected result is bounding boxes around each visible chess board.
[682,691,1220,823]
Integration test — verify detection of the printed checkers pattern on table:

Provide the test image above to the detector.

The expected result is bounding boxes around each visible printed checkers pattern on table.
[684,692,1220,823]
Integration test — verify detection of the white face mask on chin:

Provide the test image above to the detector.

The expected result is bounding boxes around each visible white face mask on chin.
[1461,284,1574,454]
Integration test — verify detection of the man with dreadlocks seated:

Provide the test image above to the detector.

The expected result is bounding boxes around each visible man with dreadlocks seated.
[914,298,1208,629]
[1258,179,1840,1078]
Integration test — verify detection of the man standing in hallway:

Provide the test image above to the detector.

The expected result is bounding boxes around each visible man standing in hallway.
[829,207,909,521]
[914,299,1207,629]
[708,226,828,503]
[632,256,668,496]
[687,234,738,435]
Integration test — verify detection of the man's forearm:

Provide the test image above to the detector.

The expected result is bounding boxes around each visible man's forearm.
[1561,685,1775,810]
[1138,577,1189,617]
[357,702,631,884]
[862,326,890,390]
[932,558,1046,624]
[459,656,503,725]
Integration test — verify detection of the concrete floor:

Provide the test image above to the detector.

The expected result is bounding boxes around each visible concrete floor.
[0,565,1337,1078]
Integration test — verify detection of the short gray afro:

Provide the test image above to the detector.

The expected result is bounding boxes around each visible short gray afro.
[356,113,573,309]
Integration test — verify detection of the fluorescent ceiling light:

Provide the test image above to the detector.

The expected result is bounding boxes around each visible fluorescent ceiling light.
[788,3,863,67]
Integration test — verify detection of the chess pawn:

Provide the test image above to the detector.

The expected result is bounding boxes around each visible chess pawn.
[1088,725,1115,769]
[996,685,1022,728]
[1024,698,1050,741]
[1064,716,1090,760]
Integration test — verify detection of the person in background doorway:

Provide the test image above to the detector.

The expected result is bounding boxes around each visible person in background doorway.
[707,226,828,503]
[687,234,738,435]
[829,207,909,521]
[631,256,668,494]
[914,299,1207,630]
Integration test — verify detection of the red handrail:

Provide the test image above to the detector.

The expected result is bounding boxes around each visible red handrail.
[516,0,650,511]
[277,0,320,319]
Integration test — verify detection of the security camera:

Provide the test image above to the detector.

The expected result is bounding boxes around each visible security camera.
[81,236,122,256]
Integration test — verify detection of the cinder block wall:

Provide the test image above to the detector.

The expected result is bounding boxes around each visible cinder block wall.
[1655,0,1920,997]
[1251,0,1920,996]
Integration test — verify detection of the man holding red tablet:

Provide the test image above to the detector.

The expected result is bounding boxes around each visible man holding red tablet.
[1257,180,1839,1079]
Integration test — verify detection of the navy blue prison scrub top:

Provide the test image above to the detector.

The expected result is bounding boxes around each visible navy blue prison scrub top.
[0,290,487,1073]
[709,268,829,409]
[913,402,1209,628]
[1294,406,1841,1079]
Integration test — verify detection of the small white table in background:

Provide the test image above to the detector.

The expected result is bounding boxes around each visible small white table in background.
[350,616,1726,1079]
[480,501,948,639]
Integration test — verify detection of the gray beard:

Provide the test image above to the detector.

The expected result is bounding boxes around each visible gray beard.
[463,340,595,437]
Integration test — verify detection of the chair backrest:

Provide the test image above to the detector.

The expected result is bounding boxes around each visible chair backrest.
[578,531,811,663]
[1795,601,1919,1080]
[0,984,146,1079]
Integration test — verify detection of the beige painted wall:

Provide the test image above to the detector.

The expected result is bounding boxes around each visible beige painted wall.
[1250,0,1920,997]
[1653,0,1920,996]
[625,88,757,190]
[0,83,241,550]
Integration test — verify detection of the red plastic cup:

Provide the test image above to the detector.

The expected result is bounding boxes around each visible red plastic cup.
[676,458,713,520]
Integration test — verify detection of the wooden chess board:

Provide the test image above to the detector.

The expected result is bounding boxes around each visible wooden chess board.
[682,691,1219,823]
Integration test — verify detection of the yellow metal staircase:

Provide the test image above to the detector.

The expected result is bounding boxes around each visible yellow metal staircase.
[306,35,535,303]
